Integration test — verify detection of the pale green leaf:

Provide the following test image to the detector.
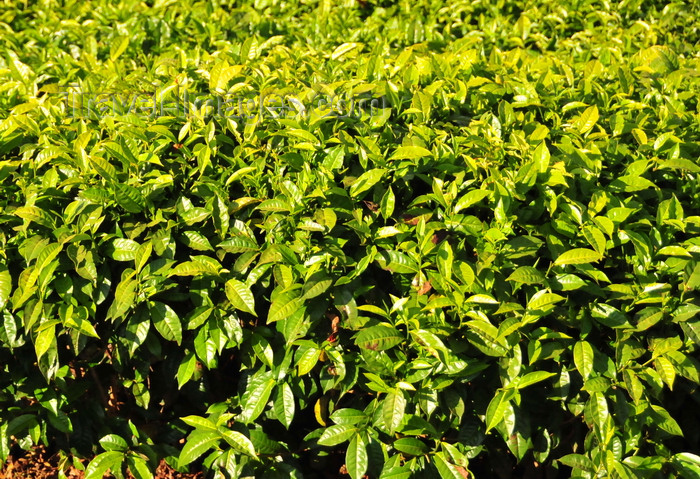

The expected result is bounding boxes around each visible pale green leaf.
[177,352,197,389]
[574,341,594,379]
[219,429,256,457]
[575,105,599,134]
[375,250,418,274]
[86,451,125,479]
[318,424,357,446]
[390,146,431,160]
[273,383,295,429]
[485,389,513,432]
[268,291,304,323]
[178,431,220,468]
[0,264,11,311]
[355,324,403,351]
[239,377,275,424]
[99,434,128,452]
[349,168,386,198]
[149,301,183,345]
[225,279,257,316]
[554,248,602,266]
[110,36,129,61]
[382,390,406,433]
[346,434,368,479]
[433,451,467,479]
[516,371,556,389]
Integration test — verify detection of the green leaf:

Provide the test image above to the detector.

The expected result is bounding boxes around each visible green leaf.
[454,189,490,213]
[527,291,565,311]
[635,45,679,74]
[225,279,257,316]
[532,141,550,172]
[355,324,403,351]
[583,226,607,255]
[219,429,256,457]
[134,242,152,273]
[318,424,357,446]
[375,250,418,274]
[89,155,116,180]
[551,273,588,291]
[437,241,454,281]
[86,451,125,479]
[650,405,683,436]
[680,318,700,346]
[331,42,362,60]
[268,291,304,323]
[433,451,466,479]
[575,105,599,134]
[110,36,129,61]
[506,266,545,284]
[623,369,644,404]
[109,238,140,261]
[573,341,594,379]
[239,377,276,424]
[178,431,220,469]
[380,186,396,219]
[0,264,11,311]
[240,36,259,60]
[107,275,137,320]
[209,61,240,91]
[382,390,406,433]
[412,329,450,359]
[182,231,214,251]
[0,311,20,349]
[583,377,611,393]
[671,453,700,476]
[302,272,333,299]
[273,383,295,429]
[219,236,258,254]
[631,128,648,145]
[180,415,218,432]
[584,392,609,432]
[390,146,431,160]
[99,434,128,452]
[349,168,386,198]
[393,437,428,456]
[114,184,145,213]
[657,246,691,257]
[170,260,221,277]
[177,352,197,389]
[34,325,56,360]
[297,346,321,375]
[346,434,368,479]
[591,303,632,328]
[6,414,37,437]
[516,371,555,389]
[554,248,602,266]
[657,158,700,173]
[14,206,54,228]
[466,294,498,304]
[330,408,366,425]
[655,356,676,390]
[559,453,594,471]
[149,301,183,345]
[485,389,513,432]
[126,456,153,479]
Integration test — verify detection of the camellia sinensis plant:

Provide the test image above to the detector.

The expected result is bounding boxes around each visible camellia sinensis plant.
[0,0,699,477]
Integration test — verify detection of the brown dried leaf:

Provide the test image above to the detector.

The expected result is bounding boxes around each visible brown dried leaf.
[417,280,432,296]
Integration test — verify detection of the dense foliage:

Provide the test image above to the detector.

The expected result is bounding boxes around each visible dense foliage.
[1,0,699,477]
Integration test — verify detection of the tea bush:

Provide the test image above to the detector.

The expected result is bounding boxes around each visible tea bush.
[0,0,699,477]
